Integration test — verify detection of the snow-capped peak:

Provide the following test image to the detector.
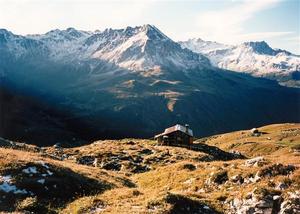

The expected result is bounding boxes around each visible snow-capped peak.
[179,38,229,55]
[1,25,210,72]
[180,38,300,86]
[90,25,210,71]
[241,41,291,56]
[30,28,91,42]
[139,24,170,41]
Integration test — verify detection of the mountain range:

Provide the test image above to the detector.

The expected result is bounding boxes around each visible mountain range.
[0,24,299,145]
[179,38,300,87]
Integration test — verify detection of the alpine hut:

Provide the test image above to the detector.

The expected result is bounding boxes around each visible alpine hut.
[154,124,193,145]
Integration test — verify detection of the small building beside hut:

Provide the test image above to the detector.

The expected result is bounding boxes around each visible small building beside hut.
[154,124,193,145]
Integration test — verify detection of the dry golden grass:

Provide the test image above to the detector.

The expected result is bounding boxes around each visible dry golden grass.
[1,123,299,213]
[197,123,300,157]
[0,148,132,213]
[63,124,300,213]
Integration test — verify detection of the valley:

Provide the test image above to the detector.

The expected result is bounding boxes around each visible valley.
[0,25,299,145]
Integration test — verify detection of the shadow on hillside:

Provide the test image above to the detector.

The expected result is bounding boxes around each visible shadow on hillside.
[165,193,221,214]
[168,143,246,161]
[0,162,114,213]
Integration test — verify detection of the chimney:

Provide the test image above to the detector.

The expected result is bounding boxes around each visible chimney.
[185,124,189,134]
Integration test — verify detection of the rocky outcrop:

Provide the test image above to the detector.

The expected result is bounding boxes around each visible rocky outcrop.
[245,157,267,167]
[279,191,300,214]
[229,188,281,214]
[229,189,300,214]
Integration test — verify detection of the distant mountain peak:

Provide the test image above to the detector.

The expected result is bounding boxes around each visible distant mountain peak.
[240,41,292,56]
[243,40,268,47]
[179,37,300,87]
[100,24,169,41]
[139,24,169,41]
[242,41,276,55]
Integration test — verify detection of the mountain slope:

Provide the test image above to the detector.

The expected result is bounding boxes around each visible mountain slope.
[180,39,300,87]
[0,26,300,145]
[0,87,91,146]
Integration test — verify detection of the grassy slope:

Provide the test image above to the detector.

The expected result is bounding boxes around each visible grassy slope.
[0,123,299,213]
[63,123,300,213]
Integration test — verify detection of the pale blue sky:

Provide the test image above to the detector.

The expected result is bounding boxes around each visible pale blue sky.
[0,0,299,53]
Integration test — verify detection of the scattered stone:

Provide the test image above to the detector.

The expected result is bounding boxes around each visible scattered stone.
[61,154,68,160]
[230,174,244,184]
[76,156,95,166]
[276,182,289,190]
[183,178,195,185]
[101,161,121,171]
[279,191,300,214]
[258,163,296,177]
[89,199,106,214]
[93,158,98,167]
[245,156,266,167]
[133,156,143,163]
[229,188,282,214]
[130,164,150,173]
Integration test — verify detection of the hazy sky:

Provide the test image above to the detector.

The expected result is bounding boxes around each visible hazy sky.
[0,0,299,53]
